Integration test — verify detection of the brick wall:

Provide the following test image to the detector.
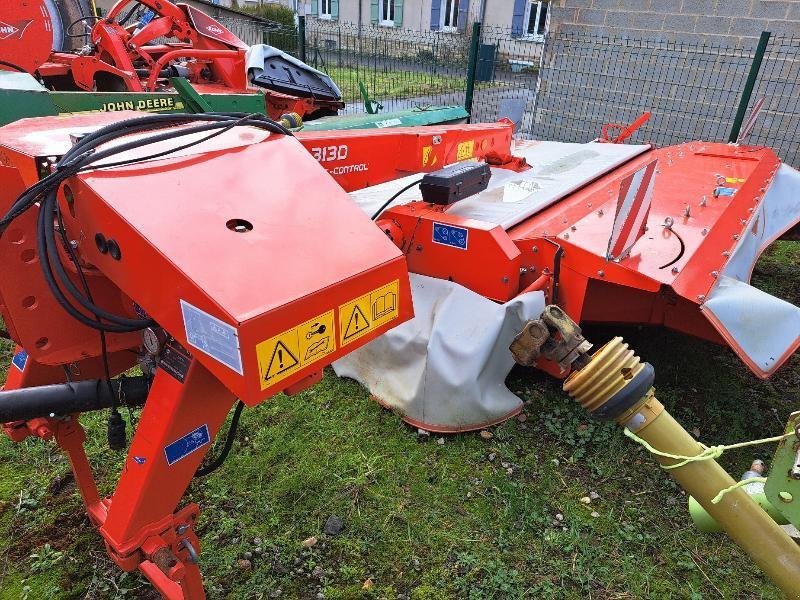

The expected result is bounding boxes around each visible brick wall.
[552,0,800,44]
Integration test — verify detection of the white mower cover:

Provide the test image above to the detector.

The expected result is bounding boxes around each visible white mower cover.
[701,164,800,377]
[333,274,545,432]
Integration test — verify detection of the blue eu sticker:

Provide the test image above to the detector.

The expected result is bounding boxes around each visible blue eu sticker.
[715,186,736,197]
[11,350,28,372]
[432,222,468,250]
[164,424,211,466]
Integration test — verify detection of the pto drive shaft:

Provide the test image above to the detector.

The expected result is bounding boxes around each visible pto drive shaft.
[563,337,800,598]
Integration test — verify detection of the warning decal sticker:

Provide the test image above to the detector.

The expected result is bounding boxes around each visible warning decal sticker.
[339,280,400,347]
[256,310,336,390]
[456,140,475,161]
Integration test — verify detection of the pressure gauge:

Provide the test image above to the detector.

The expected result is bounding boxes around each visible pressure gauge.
[142,327,167,356]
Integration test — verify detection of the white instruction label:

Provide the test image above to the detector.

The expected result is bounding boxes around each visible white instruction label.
[180,300,243,375]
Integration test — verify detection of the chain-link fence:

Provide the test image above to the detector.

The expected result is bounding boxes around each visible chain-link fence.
[215,13,799,167]
[528,31,800,167]
[467,25,544,129]
[302,20,470,114]
[746,35,800,167]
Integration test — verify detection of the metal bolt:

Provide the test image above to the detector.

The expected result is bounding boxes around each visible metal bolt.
[562,217,568,224]
[597,270,605,277]
[563,233,569,240]
[697,294,706,302]
[69,240,79,249]
[701,228,708,236]
[532,245,539,253]
[683,205,691,218]
[722,251,731,257]
[502,276,509,284]
[700,195,707,207]
[520,267,528,275]
[597,209,604,217]
[570,225,577,231]
[733,234,740,240]
[711,271,719,278]
[671,267,679,274]
[416,244,423,251]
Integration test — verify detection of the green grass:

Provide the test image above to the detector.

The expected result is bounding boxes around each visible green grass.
[321,67,464,104]
[1,242,799,599]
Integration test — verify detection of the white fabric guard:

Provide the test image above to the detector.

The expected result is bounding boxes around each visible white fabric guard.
[333,274,545,432]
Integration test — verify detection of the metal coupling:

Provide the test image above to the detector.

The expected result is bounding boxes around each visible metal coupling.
[562,337,655,421]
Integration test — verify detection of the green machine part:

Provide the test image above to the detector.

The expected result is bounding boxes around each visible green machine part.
[689,414,800,532]
[0,72,265,127]
[1,71,469,131]
[689,491,788,532]
[765,411,800,530]
[299,105,469,131]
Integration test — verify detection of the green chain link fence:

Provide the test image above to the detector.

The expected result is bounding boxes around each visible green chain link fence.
[232,15,799,167]
[527,30,800,167]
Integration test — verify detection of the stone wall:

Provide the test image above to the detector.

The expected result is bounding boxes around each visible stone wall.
[551,0,800,44]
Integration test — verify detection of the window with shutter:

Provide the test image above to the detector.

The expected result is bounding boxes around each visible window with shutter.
[523,1,548,41]
[439,0,458,31]
[319,0,332,20]
[379,0,395,26]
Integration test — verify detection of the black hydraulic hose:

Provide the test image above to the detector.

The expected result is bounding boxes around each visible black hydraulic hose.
[0,60,26,73]
[194,400,245,478]
[371,178,424,220]
[0,376,150,422]
[1,113,291,334]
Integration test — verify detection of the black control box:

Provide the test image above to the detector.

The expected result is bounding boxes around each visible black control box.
[420,162,491,206]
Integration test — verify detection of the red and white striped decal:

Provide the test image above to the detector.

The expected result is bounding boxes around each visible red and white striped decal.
[738,96,766,143]
[606,159,657,261]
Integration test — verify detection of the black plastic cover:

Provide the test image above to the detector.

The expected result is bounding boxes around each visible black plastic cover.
[251,55,342,102]
[420,162,491,206]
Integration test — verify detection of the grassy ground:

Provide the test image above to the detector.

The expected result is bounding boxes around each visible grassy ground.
[322,67,464,104]
[0,241,798,599]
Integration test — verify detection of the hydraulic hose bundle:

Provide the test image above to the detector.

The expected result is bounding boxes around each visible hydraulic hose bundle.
[0,112,290,448]
[0,112,291,334]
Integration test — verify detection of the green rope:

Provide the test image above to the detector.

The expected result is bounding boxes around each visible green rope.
[711,477,767,505]
[623,428,789,470]
[623,428,791,506]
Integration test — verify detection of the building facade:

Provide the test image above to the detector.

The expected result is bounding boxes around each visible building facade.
[299,0,550,37]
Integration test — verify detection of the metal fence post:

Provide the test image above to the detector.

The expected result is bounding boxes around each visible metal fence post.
[298,15,306,63]
[464,21,482,121]
[729,30,771,143]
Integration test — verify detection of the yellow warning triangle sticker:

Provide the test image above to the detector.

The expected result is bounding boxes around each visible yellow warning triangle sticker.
[264,340,300,381]
[343,304,370,341]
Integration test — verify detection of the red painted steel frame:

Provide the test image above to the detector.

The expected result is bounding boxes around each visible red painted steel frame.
[0,112,413,599]
[376,139,792,377]
[295,120,517,191]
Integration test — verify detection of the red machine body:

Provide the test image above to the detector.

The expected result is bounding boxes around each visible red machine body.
[0,0,343,121]
[2,109,798,597]
[0,111,411,598]
[365,136,799,379]
[296,120,518,191]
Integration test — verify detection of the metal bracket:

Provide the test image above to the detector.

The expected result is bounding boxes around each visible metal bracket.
[765,411,800,530]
